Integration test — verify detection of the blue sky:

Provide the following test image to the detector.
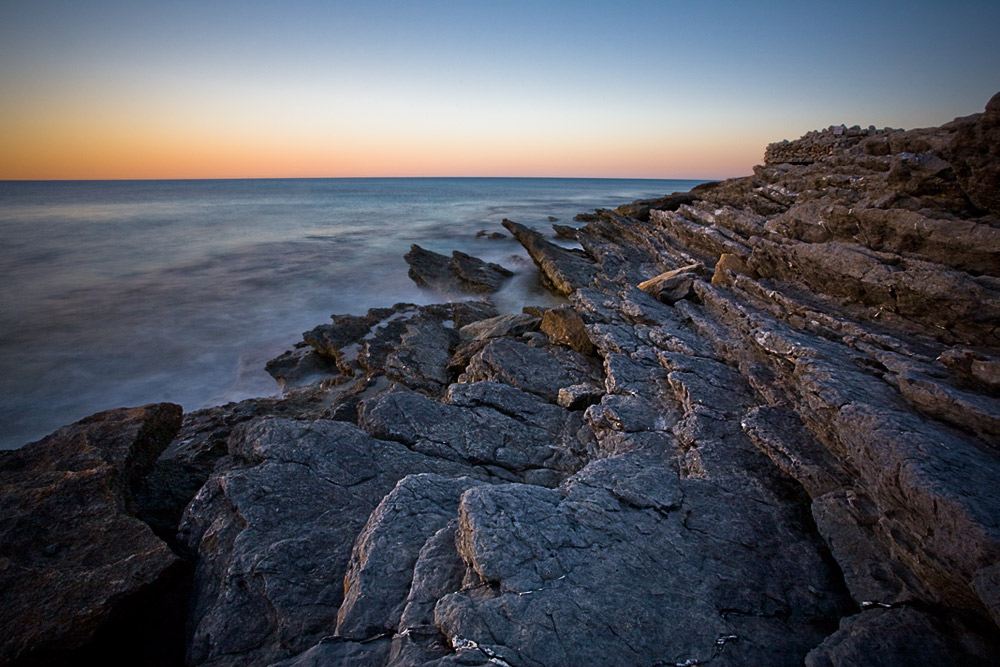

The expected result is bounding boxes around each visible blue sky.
[1,0,998,178]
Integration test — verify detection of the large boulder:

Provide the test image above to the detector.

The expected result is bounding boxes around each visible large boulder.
[0,404,183,664]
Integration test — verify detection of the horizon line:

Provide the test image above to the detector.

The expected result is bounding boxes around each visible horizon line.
[0,174,722,184]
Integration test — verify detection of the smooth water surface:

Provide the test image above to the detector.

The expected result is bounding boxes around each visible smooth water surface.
[0,177,705,449]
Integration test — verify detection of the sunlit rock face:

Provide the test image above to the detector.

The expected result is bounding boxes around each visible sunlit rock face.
[4,94,1000,666]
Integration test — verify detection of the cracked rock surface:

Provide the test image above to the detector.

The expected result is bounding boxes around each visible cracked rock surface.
[4,94,1000,665]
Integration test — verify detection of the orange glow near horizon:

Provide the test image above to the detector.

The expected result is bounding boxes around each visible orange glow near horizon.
[0,78,764,181]
[3,2,994,182]
[0,102,761,181]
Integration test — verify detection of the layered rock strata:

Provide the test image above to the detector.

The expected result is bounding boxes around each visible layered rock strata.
[3,94,1000,666]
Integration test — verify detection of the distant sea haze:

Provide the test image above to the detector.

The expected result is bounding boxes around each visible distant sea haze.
[0,177,705,449]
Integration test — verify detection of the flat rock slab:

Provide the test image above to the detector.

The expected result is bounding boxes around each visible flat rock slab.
[433,450,849,666]
[459,337,602,403]
[358,383,586,478]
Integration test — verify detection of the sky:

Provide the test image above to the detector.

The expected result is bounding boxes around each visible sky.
[1,0,998,180]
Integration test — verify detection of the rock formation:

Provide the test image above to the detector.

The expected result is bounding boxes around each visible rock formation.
[3,94,1000,665]
[404,244,513,294]
[0,404,185,665]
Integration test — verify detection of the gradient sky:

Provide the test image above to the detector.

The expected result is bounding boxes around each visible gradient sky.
[1,0,998,180]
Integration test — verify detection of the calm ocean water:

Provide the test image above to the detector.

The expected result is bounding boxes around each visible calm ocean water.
[0,177,704,449]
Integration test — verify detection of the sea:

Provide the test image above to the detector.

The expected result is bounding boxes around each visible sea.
[0,177,705,449]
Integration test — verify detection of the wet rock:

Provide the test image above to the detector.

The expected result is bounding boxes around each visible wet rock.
[265,344,338,388]
[302,307,397,372]
[405,245,513,294]
[404,245,453,289]
[450,250,514,293]
[551,223,579,239]
[501,219,598,295]
[0,404,183,664]
[474,229,506,239]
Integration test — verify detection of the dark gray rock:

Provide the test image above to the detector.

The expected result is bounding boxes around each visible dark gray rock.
[405,245,513,294]
[135,399,269,546]
[404,244,453,290]
[274,637,392,667]
[336,474,487,640]
[383,314,458,392]
[358,383,586,477]
[0,404,183,664]
[450,300,500,328]
[458,313,540,343]
[459,337,602,403]
[433,449,849,666]
[810,489,920,605]
[265,344,338,388]
[302,307,396,371]
[449,250,514,293]
[177,418,476,666]
[551,223,579,239]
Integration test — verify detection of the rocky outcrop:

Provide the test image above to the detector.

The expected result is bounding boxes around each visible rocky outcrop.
[404,244,513,294]
[947,91,1000,216]
[501,219,598,295]
[0,404,184,665]
[4,95,1000,665]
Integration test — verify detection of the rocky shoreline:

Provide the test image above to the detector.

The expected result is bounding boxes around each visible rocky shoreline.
[3,94,1000,666]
